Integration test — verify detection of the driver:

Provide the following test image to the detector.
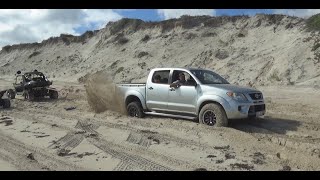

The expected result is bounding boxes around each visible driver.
[170,72,187,88]
[25,74,32,82]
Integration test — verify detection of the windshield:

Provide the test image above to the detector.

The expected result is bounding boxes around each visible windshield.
[190,70,229,84]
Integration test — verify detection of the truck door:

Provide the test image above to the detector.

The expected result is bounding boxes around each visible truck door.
[167,70,198,115]
[146,70,170,111]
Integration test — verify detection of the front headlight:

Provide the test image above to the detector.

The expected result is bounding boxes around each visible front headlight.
[226,92,248,101]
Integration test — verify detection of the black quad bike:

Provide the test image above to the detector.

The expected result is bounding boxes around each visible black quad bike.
[0,90,11,108]
[6,70,58,101]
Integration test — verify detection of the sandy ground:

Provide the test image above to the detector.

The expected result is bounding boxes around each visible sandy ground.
[1,79,320,171]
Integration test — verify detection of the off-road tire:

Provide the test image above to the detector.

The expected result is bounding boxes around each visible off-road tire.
[24,91,35,101]
[127,101,145,118]
[199,103,228,127]
[50,90,58,99]
[2,99,11,108]
[6,89,15,99]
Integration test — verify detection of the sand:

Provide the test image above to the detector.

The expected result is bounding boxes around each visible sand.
[1,79,320,171]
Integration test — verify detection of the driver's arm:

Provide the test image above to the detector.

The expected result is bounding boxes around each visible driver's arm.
[170,80,180,88]
[169,83,176,88]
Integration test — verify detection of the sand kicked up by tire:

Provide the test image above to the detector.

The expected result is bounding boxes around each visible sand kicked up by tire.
[85,71,125,114]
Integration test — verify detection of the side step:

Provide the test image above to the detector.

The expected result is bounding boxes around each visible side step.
[144,112,196,120]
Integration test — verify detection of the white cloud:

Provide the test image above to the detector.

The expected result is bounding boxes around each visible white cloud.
[157,9,215,20]
[0,9,122,48]
[82,9,123,29]
[273,9,320,18]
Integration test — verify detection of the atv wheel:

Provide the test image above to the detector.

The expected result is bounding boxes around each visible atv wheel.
[199,103,228,127]
[7,89,16,99]
[50,91,58,99]
[2,99,11,108]
[127,101,144,118]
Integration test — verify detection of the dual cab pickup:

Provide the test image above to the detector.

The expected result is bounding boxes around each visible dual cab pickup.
[117,68,266,127]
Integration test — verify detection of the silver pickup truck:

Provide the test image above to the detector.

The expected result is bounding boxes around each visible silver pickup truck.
[117,68,265,127]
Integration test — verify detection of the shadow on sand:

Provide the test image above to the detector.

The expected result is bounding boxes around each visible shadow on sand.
[229,115,301,135]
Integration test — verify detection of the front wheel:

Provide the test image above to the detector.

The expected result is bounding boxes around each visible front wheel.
[1,99,11,108]
[50,90,58,99]
[199,103,228,127]
[126,102,144,118]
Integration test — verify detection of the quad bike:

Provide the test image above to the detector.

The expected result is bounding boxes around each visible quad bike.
[6,70,58,101]
[0,90,10,108]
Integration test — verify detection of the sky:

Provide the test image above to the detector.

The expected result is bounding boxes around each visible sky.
[1,9,320,48]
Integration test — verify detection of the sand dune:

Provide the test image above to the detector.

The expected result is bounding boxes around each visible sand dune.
[0,15,319,87]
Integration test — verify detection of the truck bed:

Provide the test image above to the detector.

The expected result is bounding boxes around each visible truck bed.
[117,83,146,87]
[117,83,146,102]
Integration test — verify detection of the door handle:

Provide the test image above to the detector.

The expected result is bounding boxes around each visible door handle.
[148,87,153,90]
[169,88,175,91]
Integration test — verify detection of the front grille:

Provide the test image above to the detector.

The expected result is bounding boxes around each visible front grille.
[248,104,265,113]
[249,93,263,100]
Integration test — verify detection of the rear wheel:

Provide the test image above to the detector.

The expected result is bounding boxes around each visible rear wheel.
[50,90,58,99]
[2,99,11,108]
[199,103,228,127]
[6,89,15,99]
[127,101,144,118]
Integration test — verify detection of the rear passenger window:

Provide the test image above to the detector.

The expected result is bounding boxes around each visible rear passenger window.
[152,70,170,84]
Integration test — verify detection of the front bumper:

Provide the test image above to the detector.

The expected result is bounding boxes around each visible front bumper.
[225,101,266,119]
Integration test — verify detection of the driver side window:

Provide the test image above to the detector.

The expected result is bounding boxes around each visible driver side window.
[172,71,195,86]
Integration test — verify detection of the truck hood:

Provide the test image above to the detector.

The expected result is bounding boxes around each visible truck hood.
[204,84,260,93]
